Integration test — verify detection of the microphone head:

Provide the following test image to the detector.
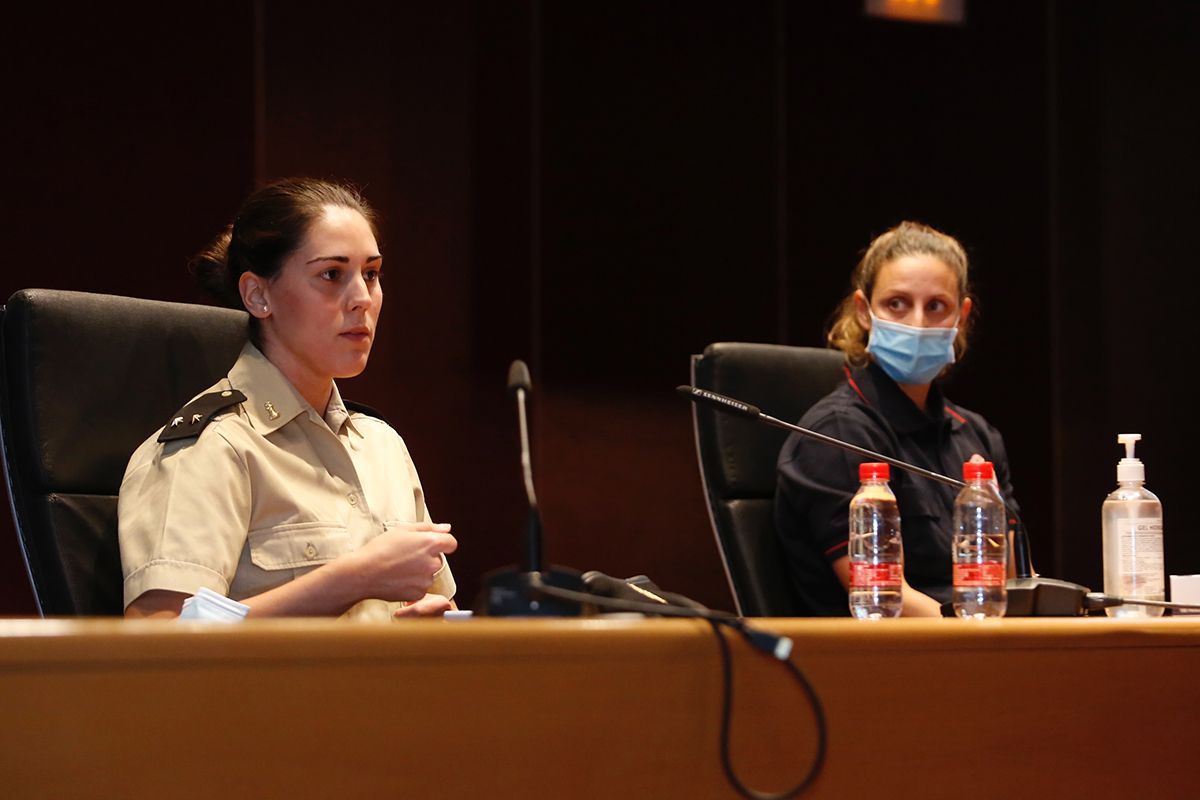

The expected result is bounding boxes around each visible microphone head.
[507,359,532,394]
[582,571,668,604]
[581,571,630,598]
[675,385,761,419]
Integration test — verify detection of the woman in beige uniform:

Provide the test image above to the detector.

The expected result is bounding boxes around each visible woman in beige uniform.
[119,178,458,620]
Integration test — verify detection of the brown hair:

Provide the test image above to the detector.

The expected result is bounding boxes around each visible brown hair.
[827,220,972,367]
[189,177,378,315]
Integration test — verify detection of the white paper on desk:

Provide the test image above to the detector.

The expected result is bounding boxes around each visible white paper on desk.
[178,587,250,622]
[1170,575,1200,614]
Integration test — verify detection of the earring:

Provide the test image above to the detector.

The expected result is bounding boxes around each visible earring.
[262,305,269,312]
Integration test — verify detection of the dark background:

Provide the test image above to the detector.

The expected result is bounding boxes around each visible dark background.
[2,0,1197,615]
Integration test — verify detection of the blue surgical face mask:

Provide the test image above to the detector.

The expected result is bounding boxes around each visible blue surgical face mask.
[866,312,958,385]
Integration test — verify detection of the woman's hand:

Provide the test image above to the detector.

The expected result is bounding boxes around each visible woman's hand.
[393,593,454,618]
[898,580,945,616]
[345,522,458,603]
[831,555,944,617]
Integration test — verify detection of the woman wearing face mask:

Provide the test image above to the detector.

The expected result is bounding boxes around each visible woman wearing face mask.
[119,178,458,620]
[774,220,1019,616]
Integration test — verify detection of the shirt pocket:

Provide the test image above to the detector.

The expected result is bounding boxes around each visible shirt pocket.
[247,521,352,570]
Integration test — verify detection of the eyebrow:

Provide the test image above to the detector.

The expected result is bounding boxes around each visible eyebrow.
[305,254,383,264]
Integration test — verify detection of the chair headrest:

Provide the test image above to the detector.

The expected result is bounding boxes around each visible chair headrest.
[2,289,249,494]
[691,342,844,497]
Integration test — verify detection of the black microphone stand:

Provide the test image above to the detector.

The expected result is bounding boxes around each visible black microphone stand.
[678,385,1092,617]
[475,361,590,616]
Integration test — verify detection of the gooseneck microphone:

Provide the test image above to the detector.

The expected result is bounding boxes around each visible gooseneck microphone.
[508,360,541,573]
[677,385,964,489]
[678,384,1093,617]
[475,360,589,616]
[476,375,828,798]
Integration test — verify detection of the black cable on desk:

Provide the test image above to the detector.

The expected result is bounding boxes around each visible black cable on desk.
[708,618,827,800]
[526,574,827,799]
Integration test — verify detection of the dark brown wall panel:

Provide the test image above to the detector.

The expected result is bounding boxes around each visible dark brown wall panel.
[1054,0,1200,590]
[533,2,779,608]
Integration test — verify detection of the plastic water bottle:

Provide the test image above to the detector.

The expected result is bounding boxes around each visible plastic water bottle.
[848,462,903,619]
[1102,433,1164,618]
[952,460,1007,618]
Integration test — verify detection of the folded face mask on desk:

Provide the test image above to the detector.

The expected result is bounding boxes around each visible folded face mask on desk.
[178,587,250,622]
[866,312,958,385]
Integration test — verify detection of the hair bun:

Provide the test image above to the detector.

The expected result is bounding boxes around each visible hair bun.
[188,225,240,308]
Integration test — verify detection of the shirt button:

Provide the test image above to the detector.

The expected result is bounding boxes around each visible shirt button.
[304,542,318,559]
[348,493,358,506]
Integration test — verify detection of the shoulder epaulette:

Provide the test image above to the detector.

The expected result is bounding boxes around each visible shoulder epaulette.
[157,389,247,443]
[344,399,389,424]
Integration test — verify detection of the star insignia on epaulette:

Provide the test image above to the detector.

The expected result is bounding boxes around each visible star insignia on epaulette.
[158,390,247,443]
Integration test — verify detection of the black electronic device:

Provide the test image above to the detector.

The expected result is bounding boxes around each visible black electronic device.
[676,384,1093,617]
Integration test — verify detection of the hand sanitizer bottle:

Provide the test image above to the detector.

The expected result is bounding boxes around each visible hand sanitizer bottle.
[1101,434,1165,617]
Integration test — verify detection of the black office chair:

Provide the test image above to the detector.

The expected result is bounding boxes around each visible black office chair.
[0,289,248,616]
[689,342,845,616]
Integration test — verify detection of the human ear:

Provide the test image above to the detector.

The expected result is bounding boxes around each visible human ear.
[958,296,973,329]
[238,272,270,319]
[853,289,872,330]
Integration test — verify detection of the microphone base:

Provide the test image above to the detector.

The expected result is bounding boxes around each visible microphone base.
[1004,576,1091,617]
[475,565,592,617]
[939,576,1092,617]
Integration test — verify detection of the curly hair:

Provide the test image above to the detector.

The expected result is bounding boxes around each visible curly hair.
[827,221,972,367]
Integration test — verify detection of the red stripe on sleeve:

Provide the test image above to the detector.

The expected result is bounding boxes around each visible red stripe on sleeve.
[824,540,849,558]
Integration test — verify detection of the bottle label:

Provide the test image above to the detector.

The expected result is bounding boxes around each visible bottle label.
[850,562,902,588]
[1114,517,1164,596]
[953,562,1005,587]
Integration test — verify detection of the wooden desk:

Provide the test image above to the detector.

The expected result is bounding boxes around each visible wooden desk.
[1,616,1198,798]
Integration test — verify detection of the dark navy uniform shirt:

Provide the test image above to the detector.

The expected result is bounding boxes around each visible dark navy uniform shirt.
[774,361,1019,616]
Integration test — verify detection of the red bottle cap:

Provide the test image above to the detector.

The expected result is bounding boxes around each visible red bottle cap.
[963,460,994,481]
[859,462,889,481]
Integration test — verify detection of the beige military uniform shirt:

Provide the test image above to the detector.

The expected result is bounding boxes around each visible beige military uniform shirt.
[118,342,455,621]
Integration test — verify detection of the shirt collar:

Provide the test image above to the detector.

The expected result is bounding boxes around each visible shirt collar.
[323,381,362,437]
[227,343,353,436]
[853,361,949,435]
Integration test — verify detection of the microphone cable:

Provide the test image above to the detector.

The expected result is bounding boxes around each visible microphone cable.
[1081,594,1200,613]
[706,617,827,800]
[527,573,827,799]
